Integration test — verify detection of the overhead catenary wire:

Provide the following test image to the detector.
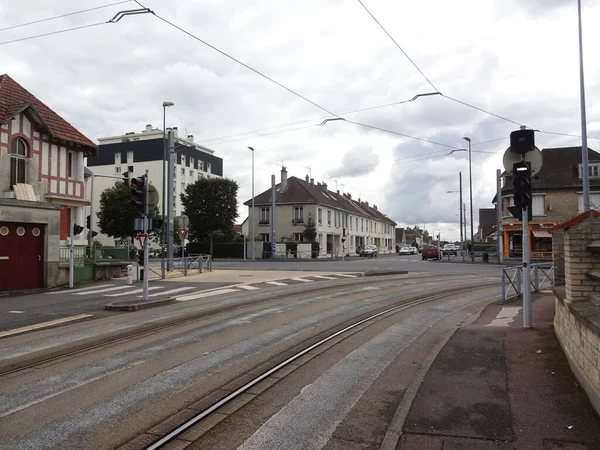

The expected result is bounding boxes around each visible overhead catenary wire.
[0,22,108,45]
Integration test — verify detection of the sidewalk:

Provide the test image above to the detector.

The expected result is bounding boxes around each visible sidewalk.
[399,294,600,449]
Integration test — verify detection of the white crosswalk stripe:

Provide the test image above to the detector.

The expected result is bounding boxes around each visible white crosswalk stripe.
[312,275,337,280]
[46,284,114,294]
[73,286,134,296]
[105,287,163,297]
[176,288,240,302]
[145,286,196,297]
[266,281,288,286]
[292,277,313,283]
[237,285,260,290]
[333,274,358,278]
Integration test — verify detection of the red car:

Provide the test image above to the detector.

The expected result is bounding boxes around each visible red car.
[421,245,439,260]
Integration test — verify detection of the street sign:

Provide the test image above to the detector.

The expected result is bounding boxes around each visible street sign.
[502,146,543,176]
[137,233,148,249]
[147,185,160,208]
[179,228,188,238]
[271,238,276,254]
[180,214,189,228]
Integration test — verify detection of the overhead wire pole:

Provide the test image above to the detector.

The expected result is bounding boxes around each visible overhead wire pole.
[577,0,590,210]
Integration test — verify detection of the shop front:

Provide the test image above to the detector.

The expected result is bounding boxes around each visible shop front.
[502,222,556,260]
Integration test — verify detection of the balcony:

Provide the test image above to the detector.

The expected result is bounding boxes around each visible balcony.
[292,218,304,225]
[258,219,270,225]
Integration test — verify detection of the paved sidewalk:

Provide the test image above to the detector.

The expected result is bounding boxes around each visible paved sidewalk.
[400,295,600,449]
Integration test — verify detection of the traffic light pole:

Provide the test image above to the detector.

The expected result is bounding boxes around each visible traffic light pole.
[69,216,74,289]
[142,171,149,301]
[522,204,532,328]
[167,131,175,271]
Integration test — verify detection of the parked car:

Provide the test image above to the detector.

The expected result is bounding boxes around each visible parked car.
[398,246,412,255]
[409,246,418,255]
[442,244,457,255]
[421,245,439,260]
[360,244,378,257]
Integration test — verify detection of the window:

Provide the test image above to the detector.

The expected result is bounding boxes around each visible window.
[199,161,204,171]
[327,211,332,226]
[181,168,185,175]
[67,151,74,178]
[260,207,270,224]
[207,162,212,173]
[293,233,304,242]
[181,182,185,190]
[579,163,600,179]
[114,153,120,165]
[361,218,364,232]
[532,195,545,216]
[189,169,194,176]
[10,138,28,189]
[293,206,304,223]
[259,233,270,242]
[318,208,323,225]
[578,192,600,212]
[121,152,127,164]
[350,215,353,230]
[115,166,122,174]
[356,217,358,230]
[127,151,134,163]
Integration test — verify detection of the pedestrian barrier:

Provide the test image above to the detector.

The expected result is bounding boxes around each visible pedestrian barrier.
[144,255,212,280]
[501,264,554,301]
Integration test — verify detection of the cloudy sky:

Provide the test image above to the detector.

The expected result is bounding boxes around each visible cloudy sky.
[2,0,599,240]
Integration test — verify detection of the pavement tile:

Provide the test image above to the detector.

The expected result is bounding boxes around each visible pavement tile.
[397,433,443,450]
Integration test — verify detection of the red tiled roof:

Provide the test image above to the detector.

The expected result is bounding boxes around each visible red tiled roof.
[551,210,600,231]
[0,74,97,153]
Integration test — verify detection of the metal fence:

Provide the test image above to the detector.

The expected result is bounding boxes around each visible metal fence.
[501,264,554,301]
[59,246,130,263]
[146,255,212,279]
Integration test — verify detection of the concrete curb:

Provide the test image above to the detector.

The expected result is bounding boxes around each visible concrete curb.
[364,270,408,277]
[104,297,176,312]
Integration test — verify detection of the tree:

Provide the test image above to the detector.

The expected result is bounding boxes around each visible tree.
[150,216,182,248]
[97,181,159,242]
[180,177,239,255]
[303,214,317,241]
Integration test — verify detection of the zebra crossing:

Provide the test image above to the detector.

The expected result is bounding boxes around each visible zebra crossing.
[45,273,360,302]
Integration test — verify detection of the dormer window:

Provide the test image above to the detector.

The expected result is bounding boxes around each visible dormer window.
[579,163,600,179]
[10,138,28,189]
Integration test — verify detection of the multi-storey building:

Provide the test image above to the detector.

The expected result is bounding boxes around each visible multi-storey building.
[87,125,223,245]
[500,146,600,259]
[0,74,97,290]
[244,168,396,256]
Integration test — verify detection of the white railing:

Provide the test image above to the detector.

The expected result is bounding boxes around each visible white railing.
[501,264,554,301]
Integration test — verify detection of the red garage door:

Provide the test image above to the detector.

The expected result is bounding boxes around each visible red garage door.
[0,222,45,291]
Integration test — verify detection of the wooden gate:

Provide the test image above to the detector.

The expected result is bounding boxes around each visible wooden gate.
[0,222,44,291]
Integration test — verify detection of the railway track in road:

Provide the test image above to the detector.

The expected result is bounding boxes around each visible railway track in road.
[122,282,498,450]
[0,274,479,378]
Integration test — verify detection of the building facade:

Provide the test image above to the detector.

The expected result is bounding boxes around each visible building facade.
[501,146,600,259]
[0,74,97,290]
[244,168,396,256]
[87,125,223,245]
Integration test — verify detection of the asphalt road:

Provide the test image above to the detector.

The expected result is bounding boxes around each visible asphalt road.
[0,274,498,450]
[0,255,501,334]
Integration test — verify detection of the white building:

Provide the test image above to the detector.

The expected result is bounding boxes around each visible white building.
[244,168,396,256]
[87,125,223,245]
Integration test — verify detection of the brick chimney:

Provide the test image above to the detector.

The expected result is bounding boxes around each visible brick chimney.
[281,166,288,192]
[305,174,309,183]
[310,178,314,186]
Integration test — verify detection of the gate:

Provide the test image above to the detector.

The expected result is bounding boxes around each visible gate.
[0,222,45,291]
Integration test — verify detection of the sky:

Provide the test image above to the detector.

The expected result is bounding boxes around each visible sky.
[1,0,599,241]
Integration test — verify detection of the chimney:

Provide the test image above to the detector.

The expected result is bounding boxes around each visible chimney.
[145,124,152,132]
[172,127,178,137]
[365,201,369,207]
[187,134,194,143]
[347,193,352,199]
[358,197,361,203]
[322,183,327,190]
[310,178,314,185]
[337,190,340,195]
[280,166,288,192]
[305,174,309,183]
[374,204,378,211]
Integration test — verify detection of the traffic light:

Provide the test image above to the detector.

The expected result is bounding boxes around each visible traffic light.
[510,129,535,155]
[512,161,532,208]
[123,171,130,186]
[86,215,91,229]
[130,175,147,215]
[73,223,84,235]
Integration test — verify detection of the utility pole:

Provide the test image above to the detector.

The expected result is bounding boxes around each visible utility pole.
[248,146,255,261]
[69,215,74,288]
[459,172,464,262]
[496,169,504,264]
[167,130,175,271]
[577,0,590,210]
[142,170,149,301]
[271,174,276,260]
[522,204,531,328]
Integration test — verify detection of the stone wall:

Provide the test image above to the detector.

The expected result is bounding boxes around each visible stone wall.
[552,228,565,286]
[564,215,600,302]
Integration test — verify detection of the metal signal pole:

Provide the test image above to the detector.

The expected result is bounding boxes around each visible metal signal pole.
[142,170,149,301]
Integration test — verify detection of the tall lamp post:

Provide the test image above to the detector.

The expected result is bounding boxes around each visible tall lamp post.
[248,146,255,261]
[449,138,474,261]
[161,101,174,279]
[447,171,464,262]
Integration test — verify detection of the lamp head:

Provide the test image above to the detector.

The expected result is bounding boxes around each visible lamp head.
[162,101,174,107]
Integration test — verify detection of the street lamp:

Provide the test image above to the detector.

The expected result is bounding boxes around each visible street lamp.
[161,101,174,279]
[446,172,464,261]
[248,146,255,261]
[449,137,474,261]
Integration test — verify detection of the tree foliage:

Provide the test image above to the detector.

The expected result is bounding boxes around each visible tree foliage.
[303,214,317,241]
[180,177,239,242]
[97,181,160,241]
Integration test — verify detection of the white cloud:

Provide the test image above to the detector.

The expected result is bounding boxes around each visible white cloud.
[1,0,599,241]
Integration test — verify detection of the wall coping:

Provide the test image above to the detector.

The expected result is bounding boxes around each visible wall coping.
[551,210,600,231]
[554,286,600,336]
[0,198,61,211]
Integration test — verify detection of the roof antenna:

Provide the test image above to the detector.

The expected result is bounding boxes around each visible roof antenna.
[305,166,312,177]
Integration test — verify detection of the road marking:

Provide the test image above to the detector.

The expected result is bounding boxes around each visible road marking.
[237,285,260,290]
[7,310,25,314]
[0,314,93,338]
[333,274,358,278]
[73,285,134,296]
[312,275,337,280]
[176,288,240,302]
[146,287,196,297]
[292,277,313,283]
[105,287,162,297]
[46,284,114,294]
[266,281,288,286]
[486,307,521,327]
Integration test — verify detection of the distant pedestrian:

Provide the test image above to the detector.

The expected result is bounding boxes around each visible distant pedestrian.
[396,245,400,254]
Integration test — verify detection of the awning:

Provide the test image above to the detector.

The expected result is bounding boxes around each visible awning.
[532,230,552,238]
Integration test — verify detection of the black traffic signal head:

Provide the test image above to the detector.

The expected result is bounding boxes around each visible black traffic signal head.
[512,161,532,208]
[86,215,91,229]
[510,129,535,155]
[73,224,84,236]
[123,171,130,186]
[130,175,147,215]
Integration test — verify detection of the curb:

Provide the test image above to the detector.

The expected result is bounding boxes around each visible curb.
[364,270,408,277]
[104,297,176,312]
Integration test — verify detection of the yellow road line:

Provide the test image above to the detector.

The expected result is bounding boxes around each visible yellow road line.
[0,314,93,338]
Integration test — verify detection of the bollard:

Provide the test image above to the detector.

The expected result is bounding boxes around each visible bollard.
[501,269,506,301]
[516,267,522,295]
[126,264,133,285]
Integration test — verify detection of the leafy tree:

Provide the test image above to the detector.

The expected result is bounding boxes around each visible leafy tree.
[180,177,239,255]
[97,181,159,242]
[303,214,317,241]
[150,216,182,247]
